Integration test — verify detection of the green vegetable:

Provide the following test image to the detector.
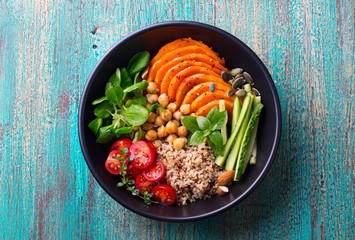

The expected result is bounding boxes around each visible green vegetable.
[214,94,254,167]
[133,127,144,143]
[96,125,115,143]
[127,51,150,76]
[106,68,121,90]
[181,107,228,155]
[250,143,257,165]
[122,105,148,126]
[105,85,124,106]
[219,100,228,144]
[147,102,159,113]
[94,101,113,118]
[88,118,103,136]
[231,96,241,132]
[123,81,149,93]
[235,103,264,180]
[120,68,132,89]
[92,96,107,105]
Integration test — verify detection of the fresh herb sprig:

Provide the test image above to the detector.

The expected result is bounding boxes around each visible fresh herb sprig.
[88,51,153,143]
[181,107,227,156]
[116,148,157,205]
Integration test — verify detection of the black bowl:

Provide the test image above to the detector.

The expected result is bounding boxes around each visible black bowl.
[78,21,281,222]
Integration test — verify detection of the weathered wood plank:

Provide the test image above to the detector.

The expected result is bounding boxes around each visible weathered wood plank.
[0,0,353,239]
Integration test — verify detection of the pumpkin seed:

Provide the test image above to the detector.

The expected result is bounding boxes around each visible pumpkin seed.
[230,68,243,76]
[236,89,247,98]
[243,72,254,85]
[227,89,235,97]
[252,88,261,96]
[232,77,244,89]
[209,82,216,92]
[234,73,243,79]
[228,79,235,86]
[221,71,233,81]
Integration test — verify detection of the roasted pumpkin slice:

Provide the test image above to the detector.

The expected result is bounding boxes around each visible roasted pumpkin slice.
[195,99,234,122]
[166,66,220,101]
[150,53,228,83]
[190,90,235,113]
[147,45,225,83]
[174,74,230,107]
[182,82,233,106]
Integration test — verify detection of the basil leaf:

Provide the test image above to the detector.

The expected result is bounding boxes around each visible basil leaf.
[127,51,150,76]
[88,118,103,136]
[123,81,149,93]
[181,116,199,132]
[188,131,206,145]
[212,110,228,130]
[106,68,121,89]
[105,85,124,106]
[209,131,223,146]
[196,116,210,131]
[122,105,148,126]
[94,101,113,118]
[206,107,219,122]
[92,96,107,105]
[120,68,132,89]
[208,140,225,156]
[133,127,144,143]
[147,102,159,113]
[96,125,115,143]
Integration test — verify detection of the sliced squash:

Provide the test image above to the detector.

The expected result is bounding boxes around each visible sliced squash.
[166,66,220,101]
[195,99,234,122]
[190,90,235,113]
[182,82,233,106]
[174,74,230,107]
[147,45,225,83]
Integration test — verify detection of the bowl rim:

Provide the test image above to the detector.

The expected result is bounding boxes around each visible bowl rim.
[78,20,282,222]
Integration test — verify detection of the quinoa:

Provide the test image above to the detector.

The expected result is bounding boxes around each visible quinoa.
[156,142,223,205]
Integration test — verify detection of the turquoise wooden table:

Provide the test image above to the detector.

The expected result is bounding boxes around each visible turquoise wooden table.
[0,0,354,239]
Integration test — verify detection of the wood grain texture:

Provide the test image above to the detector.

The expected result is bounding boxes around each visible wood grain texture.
[0,0,354,239]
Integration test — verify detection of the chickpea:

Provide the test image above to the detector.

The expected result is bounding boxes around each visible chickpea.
[142,122,153,131]
[166,134,178,144]
[154,116,165,127]
[167,102,177,112]
[157,125,168,138]
[173,111,182,121]
[173,137,186,150]
[145,102,152,109]
[152,140,162,148]
[156,106,164,115]
[133,126,139,132]
[166,121,178,134]
[147,112,156,123]
[160,109,172,122]
[180,104,191,115]
[135,131,145,140]
[147,82,158,94]
[177,126,188,137]
[158,93,169,107]
[146,93,158,104]
[172,119,180,127]
[145,130,158,142]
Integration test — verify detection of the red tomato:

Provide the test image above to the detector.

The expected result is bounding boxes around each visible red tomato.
[126,163,142,180]
[130,141,156,169]
[105,150,126,175]
[152,184,176,206]
[110,138,133,153]
[135,174,156,193]
[146,141,157,159]
[142,160,166,181]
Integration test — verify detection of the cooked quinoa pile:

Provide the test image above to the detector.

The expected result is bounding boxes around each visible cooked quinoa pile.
[156,142,223,205]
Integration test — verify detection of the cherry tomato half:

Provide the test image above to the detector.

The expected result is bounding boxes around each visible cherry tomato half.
[152,184,176,206]
[142,160,166,181]
[110,138,133,153]
[135,173,156,193]
[130,141,156,169]
[105,150,126,175]
[126,163,142,180]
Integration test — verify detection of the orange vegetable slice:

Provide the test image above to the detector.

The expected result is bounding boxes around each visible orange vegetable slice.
[190,90,235,113]
[151,53,227,84]
[182,82,233,106]
[158,61,221,93]
[166,66,220,101]
[147,45,225,82]
[195,100,234,122]
[174,74,230,107]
